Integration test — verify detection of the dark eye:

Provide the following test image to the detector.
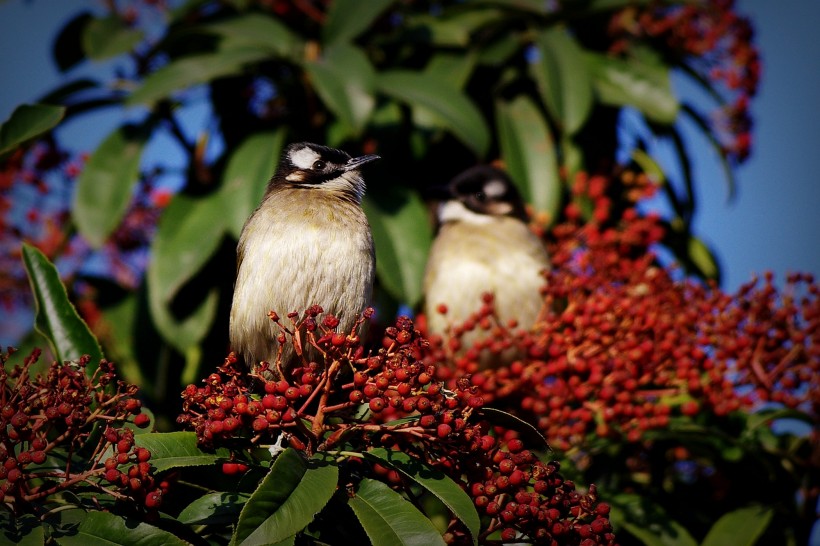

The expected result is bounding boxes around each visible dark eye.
[474,192,486,202]
[312,160,326,170]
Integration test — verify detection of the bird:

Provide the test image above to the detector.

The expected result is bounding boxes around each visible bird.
[229,142,378,372]
[422,165,550,367]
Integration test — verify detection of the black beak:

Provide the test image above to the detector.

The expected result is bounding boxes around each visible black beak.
[344,154,380,171]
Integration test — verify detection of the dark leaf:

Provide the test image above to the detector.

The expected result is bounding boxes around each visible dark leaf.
[364,448,479,545]
[133,432,231,473]
[53,12,92,72]
[72,123,149,249]
[323,0,395,46]
[222,129,287,239]
[348,478,446,546]
[196,13,302,59]
[0,103,66,157]
[55,510,188,546]
[495,95,561,220]
[531,26,594,135]
[362,187,432,307]
[306,44,376,133]
[233,449,338,546]
[702,506,773,546]
[585,48,679,124]
[127,48,270,107]
[147,192,226,351]
[22,244,104,366]
[178,492,252,525]
[377,70,489,157]
[82,16,144,60]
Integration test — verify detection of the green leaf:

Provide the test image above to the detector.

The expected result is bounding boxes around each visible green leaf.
[127,48,270,107]
[233,449,339,546]
[323,0,395,46]
[362,187,432,307]
[53,12,93,72]
[306,44,376,133]
[531,27,593,135]
[631,149,666,185]
[0,103,66,156]
[73,123,149,248]
[82,16,144,60]
[1,514,43,546]
[585,50,679,124]
[178,491,252,525]
[22,244,104,366]
[496,95,561,220]
[55,510,188,546]
[147,192,225,350]
[197,13,301,59]
[424,52,477,91]
[687,235,719,280]
[222,130,287,239]
[702,506,773,546]
[348,478,446,546]
[364,449,479,545]
[377,70,490,157]
[134,432,230,473]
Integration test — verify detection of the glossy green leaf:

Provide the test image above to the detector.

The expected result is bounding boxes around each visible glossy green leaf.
[147,192,226,350]
[702,506,773,546]
[127,48,270,107]
[233,449,338,546]
[496,95,561,220]
[364,449,479,545]
[323,0,395,45]
[82,16,144,60]
[1,514,42,546]
[149,192,227,304]
[0,103,65,156]
[22,244,103,366]
[405,9,501,47]
[377,70,490,157]
[531,27,593,135]
[687,235,719,280]
[73,123,148,248]
[363,187,432,307]
[348,478,446,546]
[197,13,301,58]
[222,129,287,239]
[133,432,230,473]
[53,12,92,72]
[56,510,188,546]
[178,491,252,525]
[585,50,679,124]
[306,44,376,133]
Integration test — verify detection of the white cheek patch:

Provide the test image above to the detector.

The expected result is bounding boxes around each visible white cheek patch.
[290,147,320,170]
[438,200,492,225]
[483,179,507,198]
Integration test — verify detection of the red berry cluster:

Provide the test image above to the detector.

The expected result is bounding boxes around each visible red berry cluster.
[607,0,760,162]
[425,172,818,452]
[180,310,618,545]
[0,348,157,513]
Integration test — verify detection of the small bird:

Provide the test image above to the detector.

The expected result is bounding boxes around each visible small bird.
[423,165,550,367]
[229,142,379,371]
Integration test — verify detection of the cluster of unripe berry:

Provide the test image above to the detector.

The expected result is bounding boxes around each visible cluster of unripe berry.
[0,349,156,512]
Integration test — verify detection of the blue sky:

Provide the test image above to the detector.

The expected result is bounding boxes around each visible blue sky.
[1,0,818,296]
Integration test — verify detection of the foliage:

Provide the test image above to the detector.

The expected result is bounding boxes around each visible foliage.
[2,1,815,546]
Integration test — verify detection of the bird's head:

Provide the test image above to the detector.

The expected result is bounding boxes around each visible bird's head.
[269,142,380,202]
[433,165,528,225]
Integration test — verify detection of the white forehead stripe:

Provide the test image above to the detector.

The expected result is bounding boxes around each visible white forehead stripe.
[484,179,506,198]
[290,147,320,170]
